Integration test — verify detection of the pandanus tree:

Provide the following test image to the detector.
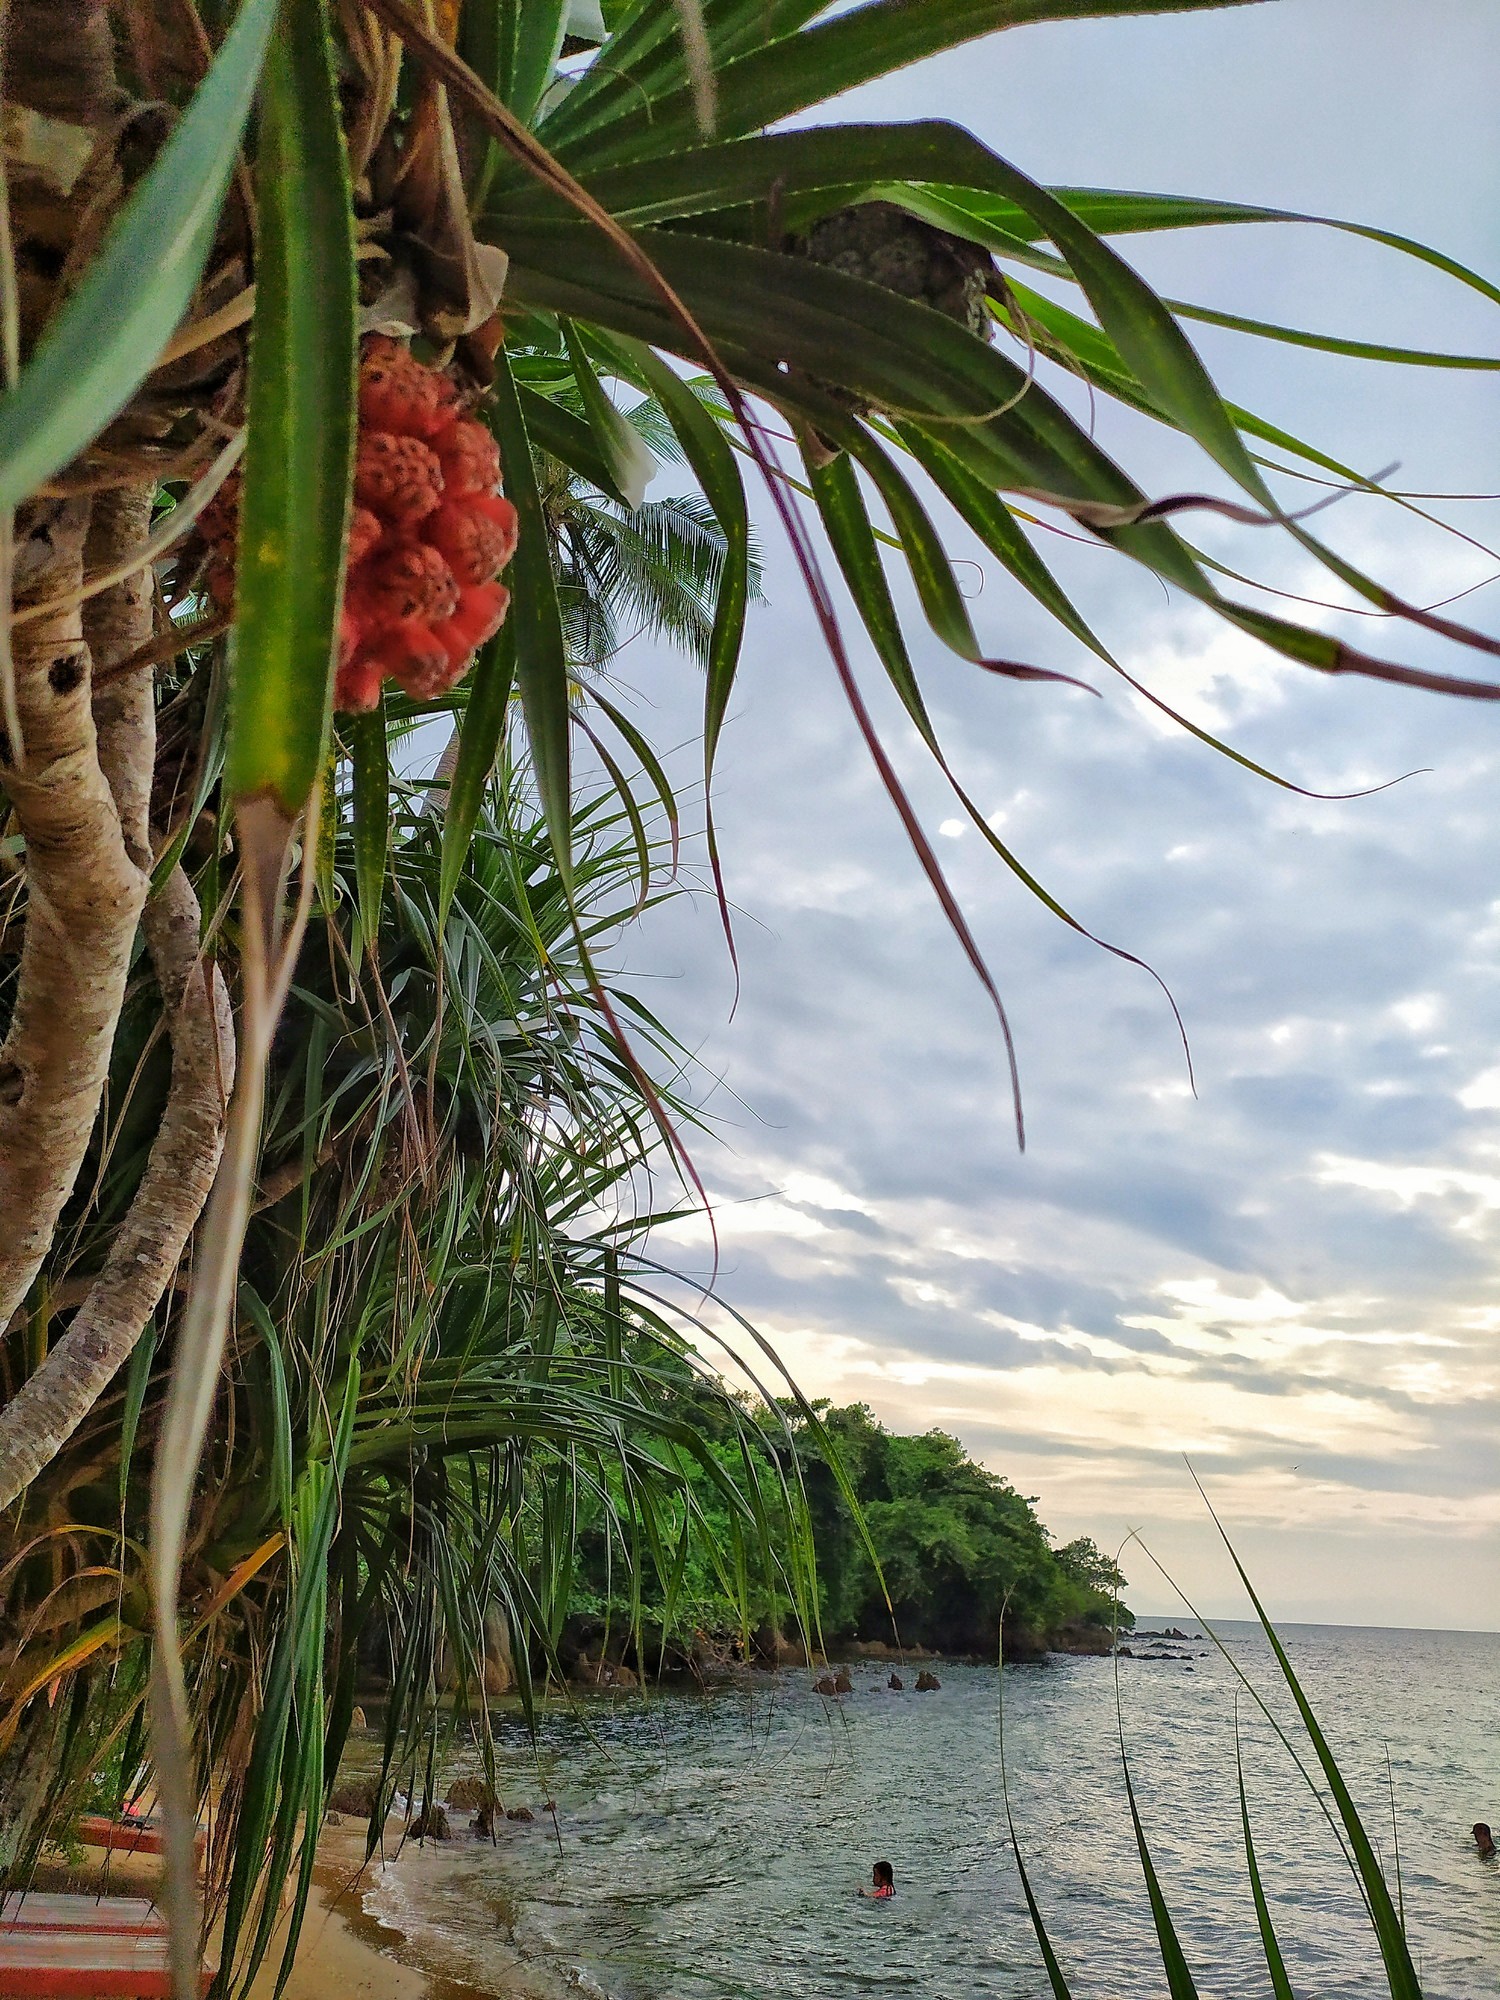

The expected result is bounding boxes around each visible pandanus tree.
[0,0,1494,1991]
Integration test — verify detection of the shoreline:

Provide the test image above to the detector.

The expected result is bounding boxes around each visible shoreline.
[29,1821,540,2000]
[245,1824,506,2000]
[246,1819,597,2000]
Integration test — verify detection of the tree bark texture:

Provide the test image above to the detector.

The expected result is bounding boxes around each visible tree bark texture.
[0,497,150,1332]
[0,490,236,1513]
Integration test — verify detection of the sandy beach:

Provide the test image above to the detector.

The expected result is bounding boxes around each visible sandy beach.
[246,1822,496,2000]
[28,1818,529,2000]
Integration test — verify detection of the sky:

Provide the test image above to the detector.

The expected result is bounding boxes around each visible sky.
[597,0,1500,1629]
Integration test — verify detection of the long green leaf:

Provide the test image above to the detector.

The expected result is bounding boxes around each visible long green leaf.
[488,351,573,882]
[223,0,357,819]
[589,688,681,868]
[439,624,517,930]
[347,703,390,968]
[614,341,749,786]
[1032,185,1500,312]
[116,1321,159,1517]
[1202,1484,1423,2000]
[0,0,276,510]
[1121,1746,1200,2000]
[1238,1722,1298,2000]
[553,0,1261,167]
[519,383,628,494]
[562,321,656,506]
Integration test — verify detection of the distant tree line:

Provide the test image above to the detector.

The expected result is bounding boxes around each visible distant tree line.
[568,1348,1130,1671]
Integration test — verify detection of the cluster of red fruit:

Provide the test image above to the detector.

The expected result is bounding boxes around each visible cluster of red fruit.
[198,336,519,712]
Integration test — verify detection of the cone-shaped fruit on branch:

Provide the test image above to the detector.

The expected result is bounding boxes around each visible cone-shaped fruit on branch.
[199,336,518,711]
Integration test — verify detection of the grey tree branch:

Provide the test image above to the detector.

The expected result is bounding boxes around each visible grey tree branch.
[0,488,236,1513]
[0,495,148,1334]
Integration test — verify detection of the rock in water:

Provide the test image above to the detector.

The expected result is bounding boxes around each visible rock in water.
[813,1674,838,1696]
[914,1670,942,1692]
[349,1705,367,1731]
[888,1673,904,1691]
[506,1805,535,1823]
[833,1671,854,1694]
[446,1777,496,1811]
[327,1776,379,1817]
[410,1802,451,1841]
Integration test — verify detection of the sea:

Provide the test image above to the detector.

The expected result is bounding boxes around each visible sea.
[350,1622,1500,2000]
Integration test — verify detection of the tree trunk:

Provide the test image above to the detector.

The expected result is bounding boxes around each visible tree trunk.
[0,497,149,1333]
[0,489,235,1513]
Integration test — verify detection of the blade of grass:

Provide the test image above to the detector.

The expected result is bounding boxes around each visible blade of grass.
[1120,1740,1200,1999]
[1237,1713,1298,2000]
[996,1615,1077,2000]
[1194,1474,1423,2000]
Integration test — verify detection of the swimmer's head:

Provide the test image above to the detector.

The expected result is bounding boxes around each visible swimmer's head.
[872,1860,894,1890]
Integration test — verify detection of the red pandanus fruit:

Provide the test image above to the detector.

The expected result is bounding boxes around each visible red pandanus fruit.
[198,335,518,712]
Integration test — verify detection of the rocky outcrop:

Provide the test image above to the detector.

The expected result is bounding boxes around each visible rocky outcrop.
[887,1673,904,1691]
[327,1776,379,1817]
[1049,1624,1113,1658]
[813,1674,838,1696]
[409,1802,451,1841]
[572,1652,638,1691]
[446,1778,496,1811]
[914,1670,941,1692]
[833,1670,853,1694]
[752,1623,809,1668]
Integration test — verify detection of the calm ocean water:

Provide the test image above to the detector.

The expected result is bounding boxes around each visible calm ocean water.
[357,1622,1500,1999]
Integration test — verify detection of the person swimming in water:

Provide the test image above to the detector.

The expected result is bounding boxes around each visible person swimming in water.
[1474,1823,1496,1859]
[859,1860,895,1900]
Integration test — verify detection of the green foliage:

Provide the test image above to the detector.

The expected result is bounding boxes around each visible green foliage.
[1,2,1493,1994]
[796,1404,1126,1651]
[571,1398,1127,1657]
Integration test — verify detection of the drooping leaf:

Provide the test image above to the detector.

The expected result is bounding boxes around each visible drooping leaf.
[0,0,276,510]
[488,351,574,882]
[1238,1721,1299,2000]
[439,624,517,930]
[563,320,658,507]
[612,339,749,785]
[347,704,390,968]
[224,0,358,821]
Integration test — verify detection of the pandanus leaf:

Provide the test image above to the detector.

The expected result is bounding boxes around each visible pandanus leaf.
[488,352,574,883]
[0,0,276,511]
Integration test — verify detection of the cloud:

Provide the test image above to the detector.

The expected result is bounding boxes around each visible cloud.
[595,2,1500,1630]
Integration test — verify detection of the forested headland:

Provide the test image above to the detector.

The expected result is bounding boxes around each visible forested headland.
[559,1353,1130,1682]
